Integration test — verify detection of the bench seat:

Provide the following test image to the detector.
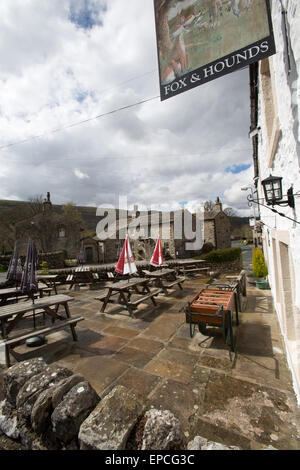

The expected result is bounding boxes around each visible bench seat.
[2,316,84,348]
[94,291,118,302]
[127,288,162,307]
[164,278,185,289]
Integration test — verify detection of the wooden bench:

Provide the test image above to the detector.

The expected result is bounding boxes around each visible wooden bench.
[1,316,84,367]
[127,288,162,308]
[94,291,119,303]
[4,293,40,304]
[182,267,209,276]
[164,278,185,290]
[0,294,82,367]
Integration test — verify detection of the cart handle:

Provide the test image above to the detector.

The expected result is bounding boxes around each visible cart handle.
[179,301,190,313]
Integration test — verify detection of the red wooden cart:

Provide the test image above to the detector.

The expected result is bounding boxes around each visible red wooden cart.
[182,284,239,351]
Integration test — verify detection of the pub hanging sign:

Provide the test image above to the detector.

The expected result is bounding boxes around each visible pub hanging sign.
[154,0,276,101]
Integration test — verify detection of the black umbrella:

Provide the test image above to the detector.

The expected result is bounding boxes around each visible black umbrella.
[77,240,86,266]
[116,241,123,261]
[6,240,23,287]
[20,238,38,303]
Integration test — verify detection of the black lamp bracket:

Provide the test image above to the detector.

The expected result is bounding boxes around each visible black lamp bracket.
[247,193,300,225]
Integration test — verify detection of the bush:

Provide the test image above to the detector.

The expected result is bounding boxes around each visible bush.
[0,264,6,273]
[252,248,268,277]
[194,247,242,263]
[201,242,214,254]
[64,259,78,267]
[38,261,50,275]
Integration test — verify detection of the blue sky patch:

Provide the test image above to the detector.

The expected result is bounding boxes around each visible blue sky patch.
[225,163,251,174]
[69,0,107,30]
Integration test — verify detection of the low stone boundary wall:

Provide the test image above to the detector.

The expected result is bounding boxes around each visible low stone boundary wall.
[0,359,240,450]
[0,251,66,270]
[50,257,242,281]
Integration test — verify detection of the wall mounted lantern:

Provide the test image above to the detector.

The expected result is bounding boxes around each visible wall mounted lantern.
[261,175,295,208]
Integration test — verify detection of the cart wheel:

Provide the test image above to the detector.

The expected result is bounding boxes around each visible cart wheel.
[198,323,207,335]
[189,323,196,338]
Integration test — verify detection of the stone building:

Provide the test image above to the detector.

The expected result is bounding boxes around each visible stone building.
[248,0,300,402]
[15,193,83,259]
[94,198,231,263]
[203,198,232,250]
[8,194,231,265]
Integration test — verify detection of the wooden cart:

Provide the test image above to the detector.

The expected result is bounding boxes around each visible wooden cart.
[182,284,239,351]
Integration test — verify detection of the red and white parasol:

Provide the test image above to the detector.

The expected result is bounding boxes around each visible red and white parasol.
[150,235,163,266]
[115,234,137,275]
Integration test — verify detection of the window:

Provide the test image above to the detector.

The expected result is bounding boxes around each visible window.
[58,227,65,238]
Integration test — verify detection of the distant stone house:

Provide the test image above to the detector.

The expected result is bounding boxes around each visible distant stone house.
[203,198,232,250]
[15,193,83,259]
[94,198,231,263]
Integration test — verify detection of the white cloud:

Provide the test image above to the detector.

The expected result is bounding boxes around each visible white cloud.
[74,168,89,179]
[0,0,254,216]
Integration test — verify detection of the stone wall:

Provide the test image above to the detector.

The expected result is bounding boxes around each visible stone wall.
[0,251,67,270]
[214,213,231,249]
[204,220,216,248]
[0,255,12,268]
[38,251,67,269]
[0,359,241,450]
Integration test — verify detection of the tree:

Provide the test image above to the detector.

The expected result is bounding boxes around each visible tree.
[28,195,44,216]
[203,200,216,212]
[252,248,268,277]
[61,203,85,252]
[224,207,237,217]
[61,203,84,226]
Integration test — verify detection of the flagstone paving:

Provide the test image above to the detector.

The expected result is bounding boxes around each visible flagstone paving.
[1,277,300,450]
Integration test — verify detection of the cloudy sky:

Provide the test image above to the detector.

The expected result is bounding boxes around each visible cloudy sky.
[0,0,255,216]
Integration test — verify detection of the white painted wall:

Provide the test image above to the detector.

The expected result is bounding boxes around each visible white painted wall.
[256,0,300,403]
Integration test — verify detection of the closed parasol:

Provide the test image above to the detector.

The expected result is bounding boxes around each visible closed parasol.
[20,238,38,303]
[150,235,163,267]
[6,240,23,286]
[115,234,137,275]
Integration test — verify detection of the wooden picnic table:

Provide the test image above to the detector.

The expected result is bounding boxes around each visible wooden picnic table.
[67,267,99,290]
[176,259,209,277]
[0,294,84,367]
[36,274,59,295]
[182,284,239,351]
[143,268,185,294]
[0,283,53,306]
[95,277,162,317]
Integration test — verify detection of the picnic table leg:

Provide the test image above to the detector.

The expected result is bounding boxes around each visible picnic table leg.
[226,311,234,352]
[5,344,11,368]
[159,279,169,295]
[1,321,11,367]
[119,291,135,317]
[234,292,239,326]
[101,289,112,312]
[64,302,78,341]
[143,285,157,306]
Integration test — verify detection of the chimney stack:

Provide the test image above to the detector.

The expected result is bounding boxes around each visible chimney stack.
[215,197,222,212]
